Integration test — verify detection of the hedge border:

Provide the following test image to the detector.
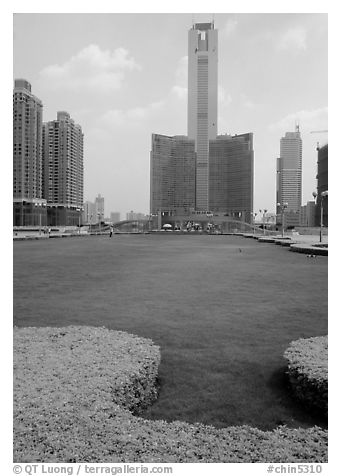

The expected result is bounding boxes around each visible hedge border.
[14,326,328,463]
[284,336,328,415]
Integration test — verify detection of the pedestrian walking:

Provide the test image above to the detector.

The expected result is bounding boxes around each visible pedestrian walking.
[109,225,113,238]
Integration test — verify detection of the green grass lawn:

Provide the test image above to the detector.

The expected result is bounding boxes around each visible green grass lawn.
[13,233,328,430]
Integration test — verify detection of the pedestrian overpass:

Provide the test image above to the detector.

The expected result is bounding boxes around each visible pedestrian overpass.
[110,217,276,235]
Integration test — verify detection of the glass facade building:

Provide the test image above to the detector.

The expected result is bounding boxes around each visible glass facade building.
[150,134,196,215]
[209,133,254,223]
[150,22,254,223]
[316,143,328,227]
[276,126,302,227]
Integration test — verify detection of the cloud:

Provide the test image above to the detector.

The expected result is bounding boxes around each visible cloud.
[218,85,232,108]
[98,100,165,129]
[222,19,238,37]
[217,87,233,134]
[38,44,141,93]
[171,85,187,99]
[175,56,188,87]
[171,56,188,99]
[277,27,307,52]
[268,107,328,132]
[240,93,259,110]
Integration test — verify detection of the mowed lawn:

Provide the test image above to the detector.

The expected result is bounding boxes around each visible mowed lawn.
[13,234,328,430]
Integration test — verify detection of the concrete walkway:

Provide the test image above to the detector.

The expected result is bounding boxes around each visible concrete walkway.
[248,233,328,256]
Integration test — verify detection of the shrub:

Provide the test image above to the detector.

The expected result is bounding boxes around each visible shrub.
[14,326,327,463]
[284,336,327,415]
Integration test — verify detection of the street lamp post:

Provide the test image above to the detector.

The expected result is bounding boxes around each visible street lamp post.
[277,202,288,237]
[313,190,328,242]
[252,212,258,235]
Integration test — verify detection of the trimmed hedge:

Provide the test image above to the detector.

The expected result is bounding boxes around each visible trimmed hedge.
[14,326,327,463]
[284,336,328,415]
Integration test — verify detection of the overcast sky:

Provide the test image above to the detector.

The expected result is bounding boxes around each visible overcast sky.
[13,12,328,218]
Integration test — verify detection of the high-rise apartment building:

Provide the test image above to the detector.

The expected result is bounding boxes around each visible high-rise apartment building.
[276,125,302,227]
[209,133,254,222]
[42,111,84,226]
[188,22,218,210]
[13,79,46,226]
[150,134,196,215]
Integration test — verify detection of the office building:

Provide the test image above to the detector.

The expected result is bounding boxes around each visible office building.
[95,194,104,223]
[209,133,254,223]
[82,196,105,224]
[110,212,121,223]
[150,134,196,215]
[315,143,328,227]
[150,22,253,223]
[300,201,316,227]
[83,201,96,224]
[276,125,302,228]
[42,111,84,226]
[188,22,218,211]
[126,211,148,221]
[13,79,46,226]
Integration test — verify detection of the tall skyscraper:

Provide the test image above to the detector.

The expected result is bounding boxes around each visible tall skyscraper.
[188,22,218,210]
[13,79,46,226]
[209,133,254,223]
[150,134,196,215]
[315,143,328,227]
[42,111,84,226]
[276,125,302,227]
[150,22,254,223]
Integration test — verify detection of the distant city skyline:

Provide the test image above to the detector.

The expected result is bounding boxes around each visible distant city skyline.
[13,13,328,217]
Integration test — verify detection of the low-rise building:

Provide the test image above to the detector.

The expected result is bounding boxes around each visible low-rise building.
[300,201,316,227]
